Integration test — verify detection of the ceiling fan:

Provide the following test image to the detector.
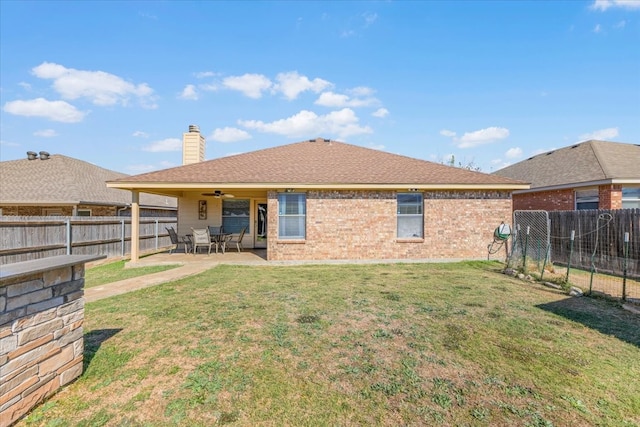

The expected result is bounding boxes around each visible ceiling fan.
[201,190,234,198]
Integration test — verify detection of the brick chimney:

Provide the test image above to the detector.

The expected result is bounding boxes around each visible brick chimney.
[182,125,206,165]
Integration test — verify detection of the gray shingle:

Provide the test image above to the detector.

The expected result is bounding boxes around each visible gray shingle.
[493,140,640,189]
[0,155,176,208]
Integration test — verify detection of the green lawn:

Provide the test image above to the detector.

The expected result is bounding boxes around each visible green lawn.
[84,260,181,288]
[20,261,640,426]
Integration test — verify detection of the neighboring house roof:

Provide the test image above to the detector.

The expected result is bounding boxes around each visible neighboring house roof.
[108,138,527,194]
[493,140,640,192]
[0,154,177,208]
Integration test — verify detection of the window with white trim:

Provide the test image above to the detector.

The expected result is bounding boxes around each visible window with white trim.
[622,187,640,209]
[397,193,423,238]
[575,189,598,210]
[278,193,306,239]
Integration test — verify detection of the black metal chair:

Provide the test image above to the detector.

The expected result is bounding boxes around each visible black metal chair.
[166,227,192,253]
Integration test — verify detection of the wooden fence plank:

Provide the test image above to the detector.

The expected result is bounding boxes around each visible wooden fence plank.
[0,216,177,264]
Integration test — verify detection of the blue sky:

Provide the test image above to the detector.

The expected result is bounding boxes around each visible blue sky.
[1,0,639,175]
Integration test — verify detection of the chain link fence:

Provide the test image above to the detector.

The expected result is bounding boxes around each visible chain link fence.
[505,209,639,303]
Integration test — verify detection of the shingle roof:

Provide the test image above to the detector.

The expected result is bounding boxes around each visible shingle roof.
[493,140,640,190]
[0,154,176,208]
[109,138,526,189]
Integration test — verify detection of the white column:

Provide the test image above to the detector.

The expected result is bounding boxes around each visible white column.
[131,191,140,262]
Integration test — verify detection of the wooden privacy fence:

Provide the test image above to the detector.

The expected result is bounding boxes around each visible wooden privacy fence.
[0,216,178,265]
[548,209,639,277]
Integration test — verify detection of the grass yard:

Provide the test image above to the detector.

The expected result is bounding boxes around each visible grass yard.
[84,260,181,288]
[19,261,640,426]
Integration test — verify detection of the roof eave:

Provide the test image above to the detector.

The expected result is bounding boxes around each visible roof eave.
[107,182,530,191]
[513,178,640,194]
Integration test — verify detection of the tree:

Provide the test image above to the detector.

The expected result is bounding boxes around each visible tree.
[445,155,481,172]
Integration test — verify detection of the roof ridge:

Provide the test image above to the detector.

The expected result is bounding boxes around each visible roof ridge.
[588,140,618,179]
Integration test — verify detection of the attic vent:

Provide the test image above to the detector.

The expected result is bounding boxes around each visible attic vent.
[27,151,38,160]
[571,145,579,148]
[39,151,50,160]
[546,151,554,156]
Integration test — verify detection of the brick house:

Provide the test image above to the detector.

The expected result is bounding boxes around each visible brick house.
[108,134,527,262]
[0,153,177,217]
[493,140,640,211]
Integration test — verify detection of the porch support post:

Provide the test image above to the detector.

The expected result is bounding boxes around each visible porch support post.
[131,190,140,263]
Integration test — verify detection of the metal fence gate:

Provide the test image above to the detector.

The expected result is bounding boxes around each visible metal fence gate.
[508,210,551,273]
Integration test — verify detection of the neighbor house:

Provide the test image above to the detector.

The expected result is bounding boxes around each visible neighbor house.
[0,152,177,217]
[108,131,528,262]
[493,140,640,211]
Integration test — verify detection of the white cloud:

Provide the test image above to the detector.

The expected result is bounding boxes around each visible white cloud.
[223,73,272,99]
[142,138,182,152]
[593,24,603,33]
[362,12,378,27]
[34,129,57,137]
[440,129,457,138]
[591,0,640,11]
[31,62,156,108]
[349,86,375,97]
[239,108,372,139]
[579,127,619,141]
[273,71,332,100]
[132,131,149,138]
[179,84,198,100]
[505,147,523,159]
[457,127,510,148]
[195,71,216,78]
[614,20,627,28]
[209,127,252,143]
[315,90,379,108]
[0,140,21,147]
[3,98,86,122]
[372,108,389,118]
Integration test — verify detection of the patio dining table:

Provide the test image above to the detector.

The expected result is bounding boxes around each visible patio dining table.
[210,232,232,254]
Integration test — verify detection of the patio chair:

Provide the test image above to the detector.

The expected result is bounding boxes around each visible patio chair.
[226,226,246,253]
[190,228,215,255]
[166,227,191,254]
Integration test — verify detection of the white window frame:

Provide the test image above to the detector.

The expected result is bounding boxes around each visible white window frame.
[278,193,306,240]
[44,208,64,216]
[77,209,92,217]
[397,192,424,238]
[622,187,640,209]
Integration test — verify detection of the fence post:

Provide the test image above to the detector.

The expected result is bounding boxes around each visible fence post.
[566,230,575,283]
[155,219,159,250]
[121,219,126,256]
[523,226,530,274]
[622,231,629,302]
[66,219,71,255]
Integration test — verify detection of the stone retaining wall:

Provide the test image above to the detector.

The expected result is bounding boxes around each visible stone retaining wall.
[0,255,103,426]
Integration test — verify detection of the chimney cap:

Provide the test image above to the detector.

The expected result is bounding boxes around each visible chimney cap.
[188,124,200,133]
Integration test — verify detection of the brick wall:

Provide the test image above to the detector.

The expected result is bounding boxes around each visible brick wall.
[267,190,512,261]
[512,185,624,212]
[598,185,622,210]
[512,189,575,211]
[0,255,99,426]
